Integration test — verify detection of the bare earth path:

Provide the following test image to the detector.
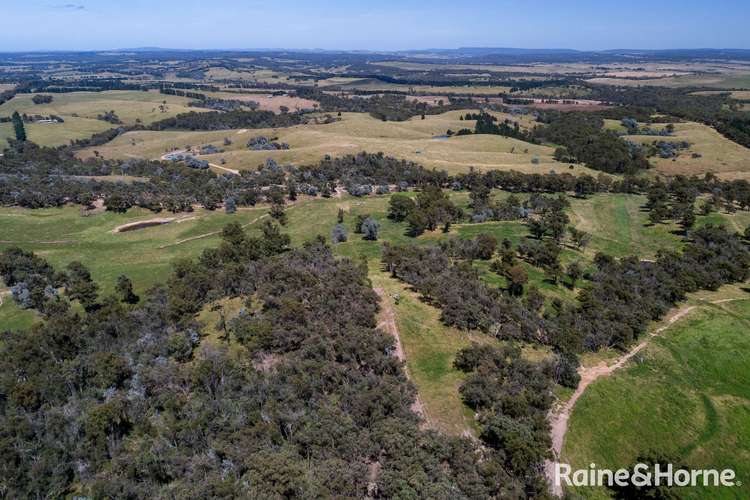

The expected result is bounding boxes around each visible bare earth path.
[373,287,429,425]
[544,300,739,496]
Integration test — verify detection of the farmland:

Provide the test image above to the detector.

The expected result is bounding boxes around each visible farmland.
[79,110,595,175]
[1,45,750,498]
[0,90,210,147]
[563,295,750,499]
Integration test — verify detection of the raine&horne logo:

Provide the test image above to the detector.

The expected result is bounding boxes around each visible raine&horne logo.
[555,463,740,489]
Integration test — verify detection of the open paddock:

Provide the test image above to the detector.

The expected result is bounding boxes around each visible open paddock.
[79,110,596,176]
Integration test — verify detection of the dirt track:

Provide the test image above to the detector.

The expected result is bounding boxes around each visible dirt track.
[544,302,705,496]
[373,287,428,423]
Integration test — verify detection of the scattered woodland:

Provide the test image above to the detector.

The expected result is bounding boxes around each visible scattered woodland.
[1,48,750,498]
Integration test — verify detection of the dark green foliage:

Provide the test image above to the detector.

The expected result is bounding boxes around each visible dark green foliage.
[455,344,554,487]
[0,234,515,498]
[387,193,416,222]
[11,111,26,142]
[149,109,304,131]
[64,261,99,311]
[383,243,546,339]
[361,216,379,240]
[534,111,650,174]
[115,275,139,304]
[32,94,54,104]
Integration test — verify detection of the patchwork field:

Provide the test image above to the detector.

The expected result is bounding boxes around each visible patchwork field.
[0,90,211,147]
[563,294,750,499]
[78,110,597,175]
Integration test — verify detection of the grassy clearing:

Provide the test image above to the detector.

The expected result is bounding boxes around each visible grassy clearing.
[563,294,750,499]
[587,72,750,89]
[81,110,598,176]
[370,271,487,436]
[202,91,319,112]
[0,90,211,147]
[619,121,750,179]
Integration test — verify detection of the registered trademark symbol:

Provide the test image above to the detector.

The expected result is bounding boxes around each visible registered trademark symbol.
[737,480,742,486]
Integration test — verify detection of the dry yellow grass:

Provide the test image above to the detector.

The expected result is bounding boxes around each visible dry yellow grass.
[202,91,319,112]
[0,90,212,147]
[622,121,750,178]
[80,110,598,176]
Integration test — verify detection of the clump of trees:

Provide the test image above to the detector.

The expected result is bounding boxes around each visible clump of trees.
[32,94,54,104]
[387,186,461,236]
[149,109,304,131]
[534,111,651,174]
[96,110,123,124]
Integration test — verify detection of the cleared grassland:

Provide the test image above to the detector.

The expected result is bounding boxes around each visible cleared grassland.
[587,71,750,89]
[691,90,750,100]
[621,121,750,179]
[80,110,597,176]
[334,80,513,95]
[0,90,211,147]
[562,295,750,499]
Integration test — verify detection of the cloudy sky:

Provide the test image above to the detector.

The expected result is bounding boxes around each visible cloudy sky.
[2,0,748,51]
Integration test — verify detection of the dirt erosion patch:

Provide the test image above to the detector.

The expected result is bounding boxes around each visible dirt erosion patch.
[112,218,175,233]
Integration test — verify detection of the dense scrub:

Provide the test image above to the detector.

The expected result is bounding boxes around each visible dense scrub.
[0,225,560,497]
[383,224,750,352]
[148,109,305,131]
[532,111,651,174]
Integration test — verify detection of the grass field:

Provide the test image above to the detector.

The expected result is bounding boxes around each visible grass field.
[79,110,597,175]
[563,293,750,499]
[691,90,750,100]
[587,71,750,89]
[603,119,750,179]
[0,90,210,147]
[202,91,319,112]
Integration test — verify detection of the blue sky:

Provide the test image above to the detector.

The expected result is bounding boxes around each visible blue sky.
[2,0,748,52]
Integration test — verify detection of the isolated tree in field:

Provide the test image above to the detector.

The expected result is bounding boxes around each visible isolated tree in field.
[544,260,562,285]
[505,264,528,296]
[474,234,498,260]
[331,224,348,243]
[528,218,546,240]
[224,197,237,214]
[361,217,379,241]
[388,194,416,222]
[11,112,26,142]
[566,261,582,289]
[567,227,590,249]
[270,202,287,225]
[679,205,696,235]
[115,275,139,304]
[337,208,344,223]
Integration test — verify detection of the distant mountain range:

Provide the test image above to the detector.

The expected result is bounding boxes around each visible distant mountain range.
[2,47,750,64]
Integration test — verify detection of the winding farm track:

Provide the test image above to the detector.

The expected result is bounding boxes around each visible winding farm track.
[545,298,746,496]
[373,287,429,425]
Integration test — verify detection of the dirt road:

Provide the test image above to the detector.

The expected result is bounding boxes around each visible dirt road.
[544,304,699,496]
[373,287,428,423]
